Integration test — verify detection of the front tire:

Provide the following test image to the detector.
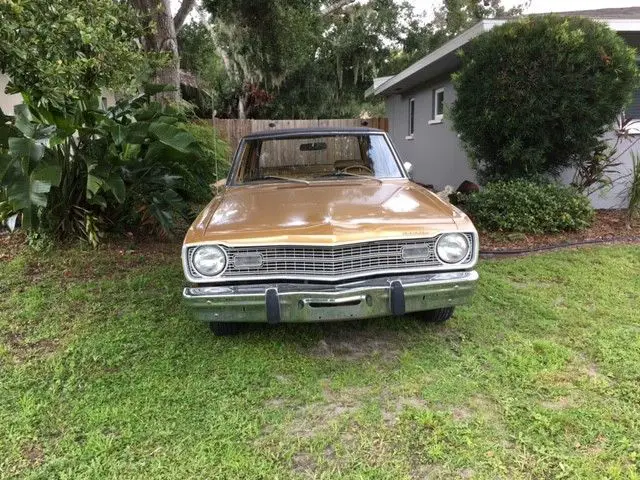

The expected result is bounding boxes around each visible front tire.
[208,322,241,336]
[423,307,455,323]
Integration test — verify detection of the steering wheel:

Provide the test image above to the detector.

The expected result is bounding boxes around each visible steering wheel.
[342,164,374,175]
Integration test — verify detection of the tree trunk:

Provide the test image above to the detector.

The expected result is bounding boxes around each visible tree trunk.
[174,0,196,33]
[131,0,181,103]
[237,93,247,119]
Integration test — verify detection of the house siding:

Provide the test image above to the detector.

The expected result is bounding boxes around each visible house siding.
[385,80,640,209]
[380,19,640,209]
[1,73,116,114]
[0,73,22,114]
[385,76,475,190]
[563,130,640,209]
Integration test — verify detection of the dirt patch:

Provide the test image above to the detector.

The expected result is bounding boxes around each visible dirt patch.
[380,396,430,427]
[458,468,476,478]
[281,384,371,440]
[433,327,468,355]
[397,396,429,410]
[274,374,291,384]
[291,452,316,476]
[24,260,47,282]
[580,361,612,384]
[480,210,640,253]
[382,395,488,427]
[323,445,337,462]
[21,443,44,467]
[583,435,608,456]
[0,231,27,262]
[546,356,612,388]
[451,407,473,422]
[305,328,410,361]
[264,397,288,409]
[410,463,444,479]
[3,332,59,363]
[540,396,574,410]
[468,395,500,419]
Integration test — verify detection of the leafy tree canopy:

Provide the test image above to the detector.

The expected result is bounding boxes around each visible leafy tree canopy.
[193,0,415,118]
[186,0,521,119]
[383,0,524,75]
[0,0,148,107]
[203,0,322,87]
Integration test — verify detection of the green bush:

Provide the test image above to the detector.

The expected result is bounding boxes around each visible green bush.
[451,15,639,183]
[0,90,223,245]
[460,180,594,234]
[181,122,230,202]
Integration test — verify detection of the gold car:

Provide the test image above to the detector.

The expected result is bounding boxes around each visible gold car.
[182,128,479,335]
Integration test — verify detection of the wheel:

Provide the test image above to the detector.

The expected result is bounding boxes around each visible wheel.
[208,321,241,336]
[423,307,455,323]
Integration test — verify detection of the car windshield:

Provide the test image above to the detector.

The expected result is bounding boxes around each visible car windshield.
[233,133,404,184]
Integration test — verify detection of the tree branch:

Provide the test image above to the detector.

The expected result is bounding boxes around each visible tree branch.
[173,0,197,33]
[321,0,356,16]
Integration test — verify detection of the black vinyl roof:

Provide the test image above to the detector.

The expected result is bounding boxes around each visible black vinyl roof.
[243,127,384,140]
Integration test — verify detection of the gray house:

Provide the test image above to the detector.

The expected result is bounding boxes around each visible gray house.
[370,8,640,208]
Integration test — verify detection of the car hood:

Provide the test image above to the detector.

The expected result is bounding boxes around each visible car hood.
[184,179,474,246]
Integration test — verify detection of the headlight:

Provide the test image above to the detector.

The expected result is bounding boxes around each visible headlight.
[436,233,470,264]
[192,245,227,276]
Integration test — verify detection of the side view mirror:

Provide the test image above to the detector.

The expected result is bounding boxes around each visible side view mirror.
[403,161,414,177]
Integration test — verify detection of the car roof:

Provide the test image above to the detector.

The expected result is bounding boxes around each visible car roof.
[243,126,385,140]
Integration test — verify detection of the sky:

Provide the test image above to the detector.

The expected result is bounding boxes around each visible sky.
[407,0,639,16]
[173,0,638,24]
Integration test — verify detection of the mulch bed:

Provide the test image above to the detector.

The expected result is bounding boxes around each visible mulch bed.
[0,229,179,264]
[479,210,640,254]
[0,230,27,262]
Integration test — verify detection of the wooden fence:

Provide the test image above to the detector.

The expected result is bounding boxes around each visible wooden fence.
[210,118,389,157]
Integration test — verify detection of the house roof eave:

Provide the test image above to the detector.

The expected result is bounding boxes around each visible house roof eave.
[374,12,640,98]
[374,19,506,97]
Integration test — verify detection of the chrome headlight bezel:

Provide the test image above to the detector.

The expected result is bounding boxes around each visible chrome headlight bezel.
[191,245,228,277]
[435,233,471,264]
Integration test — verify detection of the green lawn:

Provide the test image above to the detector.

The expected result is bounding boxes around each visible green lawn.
[1,245,639,479]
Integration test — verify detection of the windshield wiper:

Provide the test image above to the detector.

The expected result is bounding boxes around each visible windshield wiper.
[314,171,382,183]
[252,175,310,185]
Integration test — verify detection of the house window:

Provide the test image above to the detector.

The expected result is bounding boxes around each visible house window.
[623,87,640,135]
[625,88,640,120]
[408,98,415,137]
[432,87,444,123]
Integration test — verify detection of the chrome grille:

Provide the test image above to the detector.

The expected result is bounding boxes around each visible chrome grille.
[187,234,475,281]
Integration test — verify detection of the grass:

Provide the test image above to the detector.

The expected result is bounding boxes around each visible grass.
[0,244,639,479]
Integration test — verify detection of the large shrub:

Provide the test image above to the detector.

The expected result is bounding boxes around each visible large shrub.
[0,90,227,245]
[460,180,594,234]
[181,122,231,202]
[451,15,639,183]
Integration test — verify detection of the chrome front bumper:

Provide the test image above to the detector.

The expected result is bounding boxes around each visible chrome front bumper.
[183,271,478,323]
